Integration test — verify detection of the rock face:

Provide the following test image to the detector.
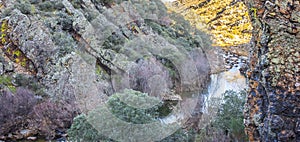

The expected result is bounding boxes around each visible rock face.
[243,0,300,141]
[0,0,212,139]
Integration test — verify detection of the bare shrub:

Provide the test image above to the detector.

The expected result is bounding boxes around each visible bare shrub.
[129,57,172,98]
[0,87,78,140]
[28,100,78,140]
[0,88,37,135]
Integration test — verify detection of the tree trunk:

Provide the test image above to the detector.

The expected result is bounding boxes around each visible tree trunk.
[243,0,300,141]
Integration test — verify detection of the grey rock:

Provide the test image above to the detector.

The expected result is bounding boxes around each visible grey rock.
[0,0,212,139]
[0,63,3,75]
[4,62,14,72]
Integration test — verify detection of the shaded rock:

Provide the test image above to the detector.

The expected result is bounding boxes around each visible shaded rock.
[278,130,296,141]
[269,115,284,132]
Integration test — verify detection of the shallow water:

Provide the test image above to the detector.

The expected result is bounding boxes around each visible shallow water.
[160,54,247,128]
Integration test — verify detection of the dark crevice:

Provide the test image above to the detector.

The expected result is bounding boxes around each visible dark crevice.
[189,0,211,10]
[96,58,112,76]
[207,0,239,24]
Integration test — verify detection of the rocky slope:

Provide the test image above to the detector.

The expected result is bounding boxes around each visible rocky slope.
[0,0,214,140]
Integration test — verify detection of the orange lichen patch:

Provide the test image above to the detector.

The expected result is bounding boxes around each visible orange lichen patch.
[165,0,253,47]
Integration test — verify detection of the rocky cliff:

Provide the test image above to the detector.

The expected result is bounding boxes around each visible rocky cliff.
[0,0,212,140]
[243,0,300,141]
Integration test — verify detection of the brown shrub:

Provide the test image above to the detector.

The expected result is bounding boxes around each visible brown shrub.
[28,100,78,140]
[0,88,37,135]
[0,87,78,140]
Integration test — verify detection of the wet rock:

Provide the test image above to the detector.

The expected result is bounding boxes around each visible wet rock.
[230,56,239,62]
[27,136,37,140]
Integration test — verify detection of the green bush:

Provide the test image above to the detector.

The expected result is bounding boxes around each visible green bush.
[68,114,114,142]
[68,89,195,141]
[196,90,247,142]
[213,90,247,141]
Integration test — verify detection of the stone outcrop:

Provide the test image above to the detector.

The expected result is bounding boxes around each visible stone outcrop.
[243,0,300,141]
[0,0,212,139]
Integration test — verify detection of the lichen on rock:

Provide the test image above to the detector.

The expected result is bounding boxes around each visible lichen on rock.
[243,0,300,141]
[0,0,213,140]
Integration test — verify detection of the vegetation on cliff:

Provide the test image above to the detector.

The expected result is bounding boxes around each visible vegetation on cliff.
[165,0,253,47]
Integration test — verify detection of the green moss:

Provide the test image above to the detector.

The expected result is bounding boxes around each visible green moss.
[0,75,12,85]
[1,34,6,44]
[95,64,102,76]
[0,75,16,93]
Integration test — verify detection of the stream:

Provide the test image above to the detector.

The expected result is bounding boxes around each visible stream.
[160,50,248,129]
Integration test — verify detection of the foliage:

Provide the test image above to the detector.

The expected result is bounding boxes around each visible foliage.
[213,90,247,141]
[37,1,64,12]
[165,0,252,47]
[145,18,210,51]
[196,124,230,142]
[91,0,115,7]
[14,0,36,14]
[159,129,196,142]
[0,75,16,93]
[68,89,195,141]
[68,114,114,142]
[14,74,45,96]
[107,89,162,124]
[195,90,247,141]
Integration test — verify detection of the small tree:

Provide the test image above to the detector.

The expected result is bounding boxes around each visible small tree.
[213,90,247,141]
